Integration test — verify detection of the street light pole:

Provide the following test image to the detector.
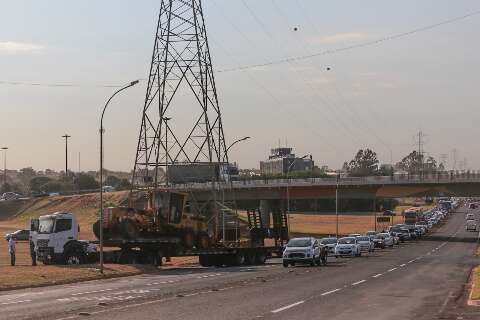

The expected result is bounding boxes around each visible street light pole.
[286,154,309,237]
[1,147,8,187]
[99,80,139,274]
[225,137,251,159]
[336,171,339,238]
[62,135,71,178]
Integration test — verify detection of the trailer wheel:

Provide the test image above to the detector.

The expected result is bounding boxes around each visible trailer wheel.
[245,251,256,265]
[255,251,267,265]
[232,252,245,266]
[199,254,212,267]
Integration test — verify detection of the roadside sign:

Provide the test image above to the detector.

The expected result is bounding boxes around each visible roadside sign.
[376,216,391,223]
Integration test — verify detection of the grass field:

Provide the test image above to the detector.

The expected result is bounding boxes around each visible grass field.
[471,266,480,301]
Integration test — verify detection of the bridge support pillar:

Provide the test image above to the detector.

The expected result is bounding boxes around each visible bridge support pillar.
[259,200,271,227]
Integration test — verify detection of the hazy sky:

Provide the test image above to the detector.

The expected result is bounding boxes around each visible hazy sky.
[1,0,479,172]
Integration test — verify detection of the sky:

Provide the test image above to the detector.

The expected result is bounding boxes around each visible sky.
[0,0,479,172]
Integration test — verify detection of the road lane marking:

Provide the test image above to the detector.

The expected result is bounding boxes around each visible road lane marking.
[372,273,383,278]
[352,280,366,286]
[1,299,32,305]
[387,268,397,272]
[407,259,415,264]
[271,301,305,313]
[71,289,112,296]
[321,288,341,296]
[400,264,406,267]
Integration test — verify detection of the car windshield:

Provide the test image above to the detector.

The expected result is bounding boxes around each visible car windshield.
[375,234,384,239]
[38,217,55,234]
[379,233,390,237]
[287,239,312,247]
[366,232,376,236]
[320,238,337,244]
[338,237,355,244]
[357,237,370,241]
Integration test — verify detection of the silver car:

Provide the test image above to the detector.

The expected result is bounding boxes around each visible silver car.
[320,237,337,256]
[356,236,374,253]
[335,237,361,258]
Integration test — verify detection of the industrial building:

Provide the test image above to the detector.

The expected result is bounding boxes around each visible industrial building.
[260,147,314,175]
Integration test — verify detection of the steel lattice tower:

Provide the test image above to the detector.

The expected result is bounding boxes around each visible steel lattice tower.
[133,0,228,187]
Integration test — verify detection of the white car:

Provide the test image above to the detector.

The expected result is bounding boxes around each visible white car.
[283,237,322,267]
[335,237,361,258]
[466,219,477,232]
[466,213,475,220]
[320,237,337,256]
[356,236,374,253]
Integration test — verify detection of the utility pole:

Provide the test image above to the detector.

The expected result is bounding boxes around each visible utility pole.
[415,130,426,178]
[1,147,8,187]
[62,134,71,178]
[452,149,458,171]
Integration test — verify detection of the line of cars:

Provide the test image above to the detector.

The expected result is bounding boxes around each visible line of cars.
[282,205,453,267]
[465,202,478,231]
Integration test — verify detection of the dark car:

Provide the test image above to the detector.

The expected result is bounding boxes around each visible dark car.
[5,229,30,241]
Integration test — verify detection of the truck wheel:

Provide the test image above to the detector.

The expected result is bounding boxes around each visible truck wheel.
[65,251,85,265]
[121,220,138,239]
[255,251,267,265]
[282,261,289,268]
[196,232,210,249]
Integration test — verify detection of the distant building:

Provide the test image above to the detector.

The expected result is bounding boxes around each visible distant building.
[260,147,314,175]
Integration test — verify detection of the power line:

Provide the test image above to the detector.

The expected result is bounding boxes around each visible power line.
[217,8,480,73]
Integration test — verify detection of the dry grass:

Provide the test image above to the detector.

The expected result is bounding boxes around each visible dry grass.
[471,266,480,300]
[289,213,404,236]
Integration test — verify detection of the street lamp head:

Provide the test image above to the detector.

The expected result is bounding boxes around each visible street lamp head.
[130,80,140,86]
[242,136,251,141]
[300,154,309,159]
[1,147,7,150]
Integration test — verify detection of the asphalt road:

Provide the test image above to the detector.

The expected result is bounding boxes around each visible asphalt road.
[1,207,479,320]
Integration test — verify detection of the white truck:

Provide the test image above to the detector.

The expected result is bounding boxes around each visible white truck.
[31,212,97,265]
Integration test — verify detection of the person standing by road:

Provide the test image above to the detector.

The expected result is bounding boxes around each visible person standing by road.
[9,234,16,266]
[30,239,37,266]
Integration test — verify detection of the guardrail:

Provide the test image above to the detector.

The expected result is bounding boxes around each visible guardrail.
[170,173,480,190]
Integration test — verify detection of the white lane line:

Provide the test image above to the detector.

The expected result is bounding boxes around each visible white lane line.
[407,259,415,264]
[387,267,397,272]
[71,289,113,296]
[372,273,383,278]
[321,288,341,296]
[271,300,305,313]
[400,264,406,267]
[352,280,366,286]
[1,299,32,305]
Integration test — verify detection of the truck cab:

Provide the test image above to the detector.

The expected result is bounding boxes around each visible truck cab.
[34,212,96,265]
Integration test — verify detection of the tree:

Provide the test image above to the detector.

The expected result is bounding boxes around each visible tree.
[30,176,52,192]
[396,151,422,174]
[77,173,99,190]
[18,167,37,191]
[345,149,379,176]
[117,178,132,190]
[105,175,121,187]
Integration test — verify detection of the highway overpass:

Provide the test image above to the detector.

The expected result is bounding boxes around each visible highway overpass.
[170,173,480,201]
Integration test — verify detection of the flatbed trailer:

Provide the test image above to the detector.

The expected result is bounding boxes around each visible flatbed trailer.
[101,208,288,267]
[102,238,283,267]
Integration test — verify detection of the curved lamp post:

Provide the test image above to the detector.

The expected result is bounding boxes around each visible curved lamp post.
[99,80,139,274]
[286,154,309,236]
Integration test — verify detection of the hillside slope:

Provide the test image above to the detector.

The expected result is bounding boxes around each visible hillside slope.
[0,191,129,239]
